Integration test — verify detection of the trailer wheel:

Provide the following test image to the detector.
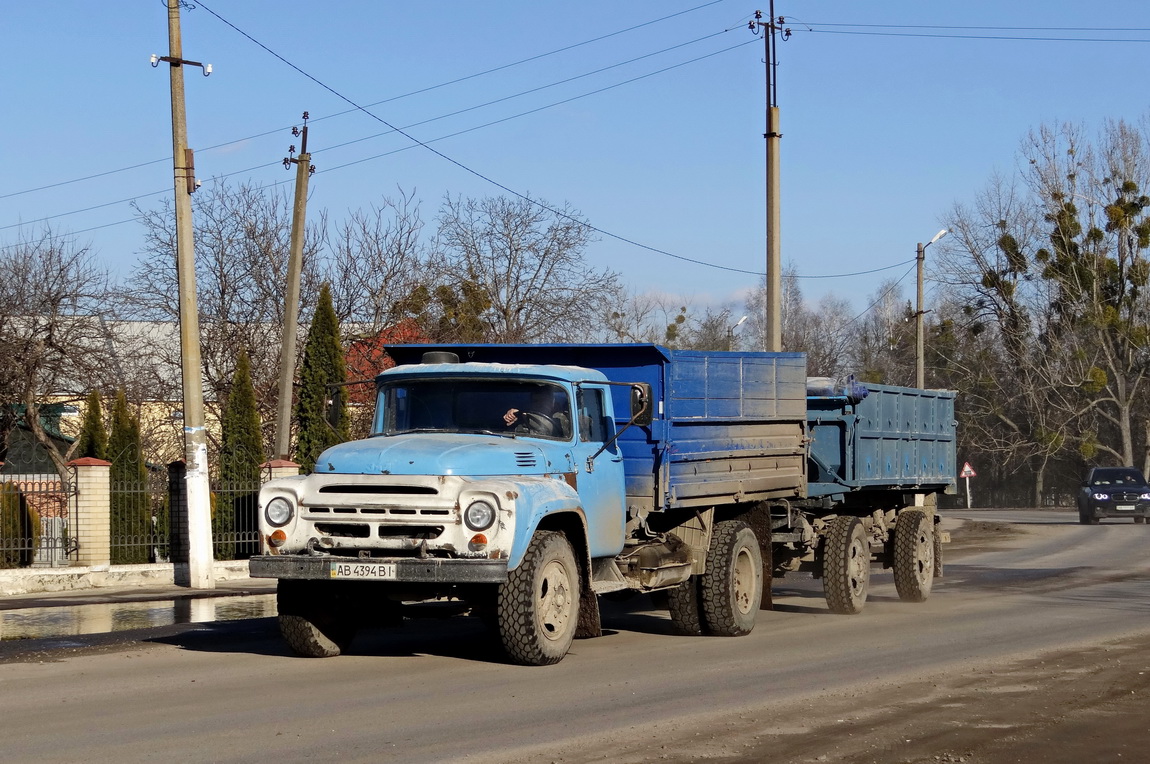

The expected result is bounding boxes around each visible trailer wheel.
[276,580,357,658]
[699,520,762,636]
[667,577,704,635]
[822,516,870,615]
[893,509,934,602]
[497,530,579,666]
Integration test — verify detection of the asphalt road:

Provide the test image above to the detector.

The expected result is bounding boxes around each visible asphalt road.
[2,508,1148,763]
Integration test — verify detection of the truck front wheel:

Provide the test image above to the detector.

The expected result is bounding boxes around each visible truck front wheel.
[893,509,934,602]
[498,530,580,665]
[276,580,357,658]
[823,515,870,615]
[699,520,762,636]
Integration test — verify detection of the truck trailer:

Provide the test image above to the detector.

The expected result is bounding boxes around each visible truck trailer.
[250,344,956,665]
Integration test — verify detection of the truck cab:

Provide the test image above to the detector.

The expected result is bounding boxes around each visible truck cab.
[252,352,646,664]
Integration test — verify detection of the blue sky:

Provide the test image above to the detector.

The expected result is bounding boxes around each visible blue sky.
[4,1,1150,317]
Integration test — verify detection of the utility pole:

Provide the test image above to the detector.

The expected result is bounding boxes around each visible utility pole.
[274,114,315,460]
[915,229,947,389]
[916,241,925,389]
[753,6,787,352]
[154,0,214,589]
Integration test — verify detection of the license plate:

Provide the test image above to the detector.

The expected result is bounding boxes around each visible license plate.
[330,561,397,579]
[1116,505,1135,511]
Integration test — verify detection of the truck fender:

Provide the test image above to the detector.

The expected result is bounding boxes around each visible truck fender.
[505,477,587,571]
[506,477,602,639]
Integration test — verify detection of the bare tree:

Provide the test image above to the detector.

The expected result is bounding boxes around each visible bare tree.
[130,180,327,454]
[327,188,430,334]
[434,195,620,342]
[0,227,122,482]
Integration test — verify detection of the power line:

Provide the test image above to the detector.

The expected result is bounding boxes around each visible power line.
[1,37,753,240]
[800,258,915,280]
[803,22,1150,33]
[844,262,918,329]
[193,1,772,278]
[0,2,728,201]
[4,14,913,284]
[798,28,1150,43]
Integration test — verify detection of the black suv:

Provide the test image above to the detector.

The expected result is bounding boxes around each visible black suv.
[1077,467,1150,525]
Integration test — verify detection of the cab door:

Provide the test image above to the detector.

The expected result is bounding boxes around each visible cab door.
[571,385,626,558]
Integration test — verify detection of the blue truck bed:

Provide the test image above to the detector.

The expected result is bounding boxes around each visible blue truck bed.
[385,344,809,513]
[806,381,957,500]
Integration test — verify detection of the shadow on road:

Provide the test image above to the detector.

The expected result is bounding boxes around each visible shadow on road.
[149,594,697,664]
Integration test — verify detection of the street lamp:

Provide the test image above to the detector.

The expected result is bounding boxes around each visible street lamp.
[916,229,948,389]
[727,315,748,351]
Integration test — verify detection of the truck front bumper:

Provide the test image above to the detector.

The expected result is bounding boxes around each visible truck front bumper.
[249,555,509,584]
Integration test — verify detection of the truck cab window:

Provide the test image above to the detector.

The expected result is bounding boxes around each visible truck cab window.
[578,387,615,449]
[377,378,572,440]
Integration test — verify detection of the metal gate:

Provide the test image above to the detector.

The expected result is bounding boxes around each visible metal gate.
[0,471,78,569]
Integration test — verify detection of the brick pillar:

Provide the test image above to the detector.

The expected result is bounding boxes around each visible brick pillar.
[168,460,188,564]
[262,459,301,482]
[70,457,112,568]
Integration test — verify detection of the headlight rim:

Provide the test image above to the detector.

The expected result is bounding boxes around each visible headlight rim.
[265,496,294,527]
[463,499,497,532]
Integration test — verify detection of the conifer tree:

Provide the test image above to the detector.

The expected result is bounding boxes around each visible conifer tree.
[295,284,349,472]
[108,389,147,564]
[218,351,263,559]
[74,390,107,460]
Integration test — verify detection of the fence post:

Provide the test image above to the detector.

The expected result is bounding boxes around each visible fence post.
[167,460,189,564]
[262,459,301,483]
[70,457,112,568]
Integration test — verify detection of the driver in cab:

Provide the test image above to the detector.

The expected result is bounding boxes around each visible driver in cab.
[503,387,571,438]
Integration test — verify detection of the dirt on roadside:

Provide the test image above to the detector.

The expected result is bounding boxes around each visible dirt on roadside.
[702,631,1150,764]
[677,518,1150,764]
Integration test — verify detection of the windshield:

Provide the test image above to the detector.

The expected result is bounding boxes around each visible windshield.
[375,377,572,440]
[1090,468,1147,486]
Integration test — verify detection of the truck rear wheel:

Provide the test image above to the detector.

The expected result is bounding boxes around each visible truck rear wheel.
[699,520,762,636]
[822,515,870,615]
[276,580,357,658]
[497,530,579,666]
[667,577,704,635]
[893,509,934,602]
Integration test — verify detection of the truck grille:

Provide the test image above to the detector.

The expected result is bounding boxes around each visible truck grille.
[515,452,537,467]
[307,506,452,517]
[312,523,445,539]
[318,484,438,495]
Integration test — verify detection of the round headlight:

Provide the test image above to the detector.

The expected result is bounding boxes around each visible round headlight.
[265,497,294,527]
[464,499,497,531]
[1093,492,1110,501]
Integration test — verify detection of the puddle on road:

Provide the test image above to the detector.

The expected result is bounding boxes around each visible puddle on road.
[0,594,277,641]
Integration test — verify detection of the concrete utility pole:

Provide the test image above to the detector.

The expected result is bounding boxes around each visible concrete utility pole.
[755,6,785,352]
[274,115,315,460]
[156,0,214,589]
[915,229,948,389]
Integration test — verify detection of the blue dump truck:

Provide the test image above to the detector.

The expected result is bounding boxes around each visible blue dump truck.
[250,344,956,665]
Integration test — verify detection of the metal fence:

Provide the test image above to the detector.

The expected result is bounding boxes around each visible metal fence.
[110,468,171,565]
[1,463,266,569]
[0,471,78,569]
[108,466,263,564]
[209,475,262,561]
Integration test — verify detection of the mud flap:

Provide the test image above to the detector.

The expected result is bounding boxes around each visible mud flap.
[745,503,774,611]
[575,566,602,638]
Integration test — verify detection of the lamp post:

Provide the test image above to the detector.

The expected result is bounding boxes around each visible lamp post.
[916,229,948,389]
[727,314,748,351]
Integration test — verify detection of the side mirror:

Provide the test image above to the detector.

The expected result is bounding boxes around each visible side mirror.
[630,383,653,426]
